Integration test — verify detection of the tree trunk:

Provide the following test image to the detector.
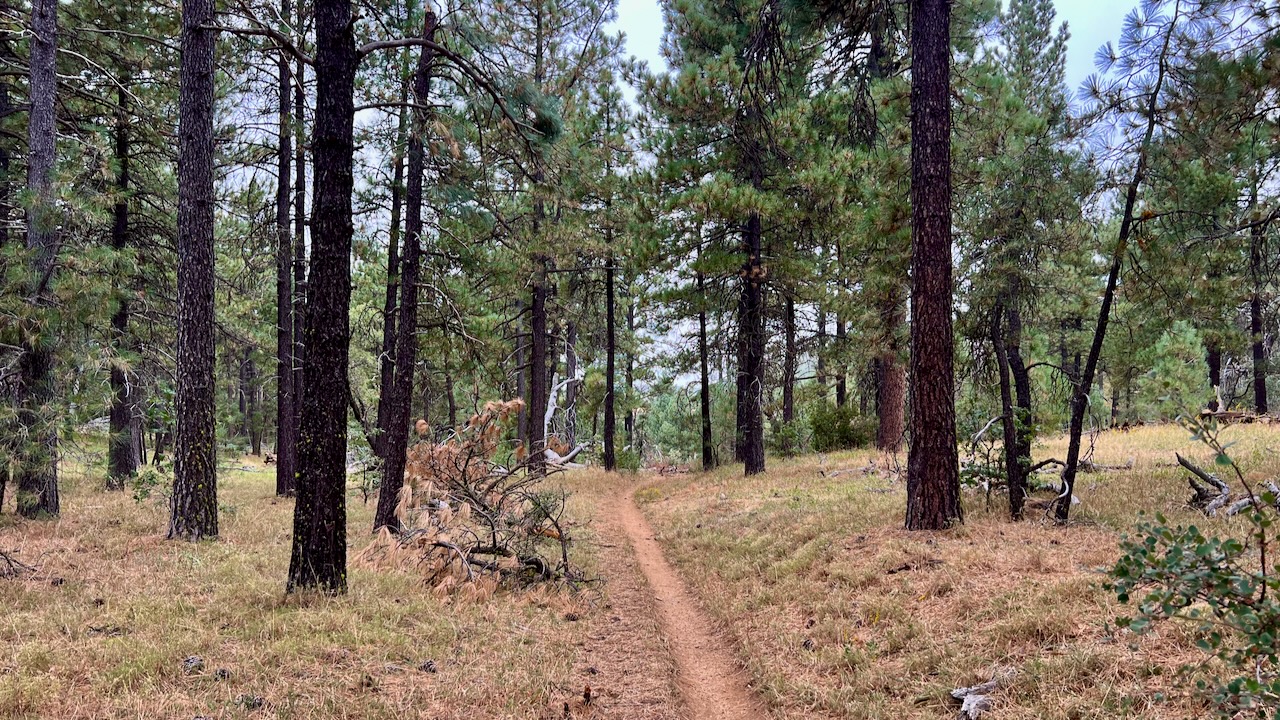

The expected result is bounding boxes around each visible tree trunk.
[170,0,217,538]
[834,318,847,408]
[373,86,409,463]
[1057,19,1170,524]
[604,244,617,471]
[1206,340,1222,411]
[275,13,297,495]
[904,0,961,531]
[1251,200,1268,414]
[287,0,357,593]
[815,309,827,401]
[374,11,435,532]
[735,282,748,463]
[515,298,528,445]
[876,294,905,451]
[698,266,716,471]
[526,257,549,476]
[625,295,637,453]
[564,320,578,448]
[292,55,307,465]
[782,294,796,424]
[992,302,1032,520]
[108,85,139,489]
[740,211,766,476]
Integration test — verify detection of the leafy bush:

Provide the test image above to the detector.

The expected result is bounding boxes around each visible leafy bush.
[809,404,876,452]
[1108,417,1280,715]
[130,467,165,504]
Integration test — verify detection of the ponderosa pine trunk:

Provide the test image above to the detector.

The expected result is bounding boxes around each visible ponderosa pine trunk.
[0,2,11,508]
[625,295,637,453]
[373,87,409,463]
[527,257,549,476]
[904,0,961,531]
[740,211,766,476]
[815,310,827,400]
[169,0,218,538]
[734,283,748,463]
[604,240,617,471]
[275,13,297,495]
[108,85,139,489]
[374,9,436,533]
[698,267,716,472]
[1251,193,1268,414]
[992,301,1032,520]
[287,0,356,593]
[515,298,528,446]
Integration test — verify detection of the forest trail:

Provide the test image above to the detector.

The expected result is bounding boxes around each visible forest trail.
[612,482,768,720]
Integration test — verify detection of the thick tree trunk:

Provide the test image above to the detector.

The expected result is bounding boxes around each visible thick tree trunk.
[735,285,748,463]
[604,246,617,471]
[374,10,435,533]
[782,294,796,424]
[275,16,297,495]
[287,0,356,593]
[373,88,409,463]
[108,86,139,489]
[698,268,716,471]
[904,0,961,531]
[526,258,549,476]
[876,294,906,451]
[740,211,766,476]
[170,0,217,538]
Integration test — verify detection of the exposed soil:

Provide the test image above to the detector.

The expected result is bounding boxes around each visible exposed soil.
[607,482,768,720]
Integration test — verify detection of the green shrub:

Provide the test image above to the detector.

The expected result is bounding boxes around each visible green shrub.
[769,421,807,457]
[809,404,876,452]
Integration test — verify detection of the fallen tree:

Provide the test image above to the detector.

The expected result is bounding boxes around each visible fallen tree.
[1179,452,1280,517]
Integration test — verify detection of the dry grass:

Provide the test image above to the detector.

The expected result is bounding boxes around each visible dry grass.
[0,445,677,720]
[638,423,1280,719]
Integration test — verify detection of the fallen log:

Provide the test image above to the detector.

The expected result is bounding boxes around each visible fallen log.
[1178,453,1232,516]
[1223,481,1280,517]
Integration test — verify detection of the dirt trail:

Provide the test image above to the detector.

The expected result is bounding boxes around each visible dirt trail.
[613,482,768,720]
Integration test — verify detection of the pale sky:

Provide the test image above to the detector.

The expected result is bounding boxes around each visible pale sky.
[610,0,1128,102]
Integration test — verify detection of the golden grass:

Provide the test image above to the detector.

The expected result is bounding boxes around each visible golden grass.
[638,423,1280,719]
[0,447,674,720]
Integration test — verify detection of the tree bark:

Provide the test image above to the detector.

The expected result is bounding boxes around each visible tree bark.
[904,0,961,531]
[374,9,436,533]
[108,85,139,489]
[992,302,1032,519]
[604,241,617,471]
[275,11,297,495]
[170,0,217,538]
[1206,340,1222,411]
[292,55,307,465]
[740,211,766,476]
[625,295,637,453]
[287,0,357,593]
[1250,185,1267,414]
[515,298,528,445]
[815,309,827,401]
[373,84,409,463]
[698,265,716,471]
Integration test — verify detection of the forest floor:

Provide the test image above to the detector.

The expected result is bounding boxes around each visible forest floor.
[0,422,1273,718]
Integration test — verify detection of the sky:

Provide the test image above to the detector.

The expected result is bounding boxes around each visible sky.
[609,0,1131,102]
